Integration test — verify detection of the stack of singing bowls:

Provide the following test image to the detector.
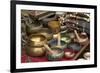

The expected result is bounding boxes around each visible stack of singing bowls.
[26,34,47,57]
[23,14,48,57]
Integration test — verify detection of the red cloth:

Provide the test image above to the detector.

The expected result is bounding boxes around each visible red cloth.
[21,48,78,63]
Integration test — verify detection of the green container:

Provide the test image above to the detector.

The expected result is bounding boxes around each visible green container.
[47,47,64,61]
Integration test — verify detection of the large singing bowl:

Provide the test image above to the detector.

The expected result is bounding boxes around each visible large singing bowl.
[25,46,46,57]
[28,34,47,47]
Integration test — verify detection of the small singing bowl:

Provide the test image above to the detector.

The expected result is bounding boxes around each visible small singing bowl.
[26,22,43,36]
[46,47,64,61]
[67,42,82,51]
[61,34,71,44]
[74,32,89,45]
[28,34,47,47]
[65,51,75,58]
[48,21,61,34]
[48,39,67,49]
[26,46,46,57]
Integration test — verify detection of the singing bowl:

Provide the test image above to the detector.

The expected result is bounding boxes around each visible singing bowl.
[77,20,90,34]
[26,46,46,57]
[42,15,56,27]
[26,22,42,36]
[67,42,82,51]
[65,51,75,58]
[74,32,89,45]
[48,39,67,49]
[46,47,64,61]
[36,28,53,40]
[48,21,61,34]
[28,34,47,47]
[61,34,71,44]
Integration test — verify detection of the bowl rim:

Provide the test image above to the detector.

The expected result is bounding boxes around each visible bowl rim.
[67,42,81,51]
[29,34,47,41]
[47,47,64,56]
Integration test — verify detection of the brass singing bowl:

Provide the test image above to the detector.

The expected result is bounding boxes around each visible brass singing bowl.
[28,34,47,47]
[36,28,53,41]
[48,21,61,34]
[26,22,42,36]
[26,46,46,57]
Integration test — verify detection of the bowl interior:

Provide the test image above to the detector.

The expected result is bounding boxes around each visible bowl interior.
[30,34,46,42]
[39,28,53,36]
[49,39,67,47]
[61,35,71,41]
[67,42,81,51]
[47,47,64,56]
